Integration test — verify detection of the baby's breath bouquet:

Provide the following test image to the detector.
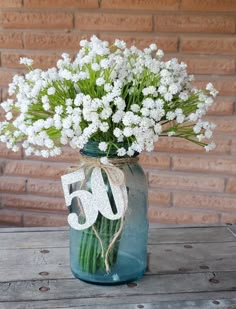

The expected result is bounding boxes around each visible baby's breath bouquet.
[0,35,217,157]
[0,36,217,282]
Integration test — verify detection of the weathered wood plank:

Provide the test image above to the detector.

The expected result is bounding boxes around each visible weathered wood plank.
[149,223,226,228]
[1,241,236,281]
[0,226,235,250]
[0,227,68,233]
[0,230,69,249]
[1,297,236,309]
[0,272,236,302]
[227,225,236,238]
[149,226,236,244]
[148,242,236,274]
[0,226,236,308]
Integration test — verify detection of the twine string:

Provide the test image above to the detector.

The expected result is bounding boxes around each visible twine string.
[69,155,138,272]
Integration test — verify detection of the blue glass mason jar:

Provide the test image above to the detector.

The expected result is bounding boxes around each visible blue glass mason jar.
[69,141,149,285]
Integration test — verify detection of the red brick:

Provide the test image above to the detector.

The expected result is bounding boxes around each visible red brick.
[1,52,61,69]
[0,31,23,48]
[23,212,67,227]
[226,178,236,193]
[0,209,22,226]
[102,0,180,10]
[181,36,236,55]
[100,34,178,52]
[148,206,219,224]
[149,172,225,192]
[0,176,26,193]
[4,160,68,180]
[193,79,236,97]
[181,57,235,75]
[221,212,236,224]
[148,190,171,207]
[24,0,98,8]
[24,32,89,50]
[27,179,64,197]
[0,0,22,8]
[232,141,236,155]
[181,0,236,12]
[0,69,19,87]
[173,192,236,212]
[155,15,235,34]
[172,155,236,175]
[0,143,22,159]
[0,88,10,102]
[0,104,7,121]
[75,13,153,32]
[207,98,234,116]
[0,11,73,29]
[25,147,81,163]
[139,152,170,169]
[2,194,66,212]
[208,116,236,134]
[154,137,231,155]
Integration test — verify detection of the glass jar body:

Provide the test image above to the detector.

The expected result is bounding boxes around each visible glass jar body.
[69,142,149,285]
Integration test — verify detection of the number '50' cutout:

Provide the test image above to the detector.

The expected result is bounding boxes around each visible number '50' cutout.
[61,167,127,230]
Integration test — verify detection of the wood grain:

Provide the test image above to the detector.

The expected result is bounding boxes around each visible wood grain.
[0,225,236,308]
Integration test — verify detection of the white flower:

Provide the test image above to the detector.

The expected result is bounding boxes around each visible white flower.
[98,142,108,151]
[204,129,213,139]
[114,39,126,49]
[55,106,63,115]
[164,93,173,102]
[206,83,218,97]
[117,147,126,156]
[193,124,202,134]
[149,43,157,51]
[113,128,122,138]
[204,142,216,152]
[154,123,162,134]
[131,104,140,113]
[41,150,49,158]
[96,77,105,86]
[104,83,112,92]
[45,139,54,149]
[179,91,189,101]
[141,108,150,117]
[123,127,133,137]
[42,95,49,104]
[142,86,156,96]
[47,87,55,95]
[176,114,185,123]
[100,156,109,165]
[169,84,179,95]
[100,108,112,120]
[43,102,50,111]
[112,111,124,123]
[19,57,33,66]
[166,111,175,121]
[91,63,100,71]
[5,112,13,120]
[100,122,109,132]
[143,98,154,109]
[156,49,164,59]
[100,59,109,69]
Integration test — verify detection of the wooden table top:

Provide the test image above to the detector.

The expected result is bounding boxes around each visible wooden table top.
[0,224,236,309]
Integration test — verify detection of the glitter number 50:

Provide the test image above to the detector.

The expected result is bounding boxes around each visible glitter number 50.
[61,167,126,230]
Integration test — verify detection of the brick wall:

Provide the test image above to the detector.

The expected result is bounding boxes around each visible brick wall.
[0,0,235,226]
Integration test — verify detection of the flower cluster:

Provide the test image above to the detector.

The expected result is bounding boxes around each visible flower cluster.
[0,35,217,157]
